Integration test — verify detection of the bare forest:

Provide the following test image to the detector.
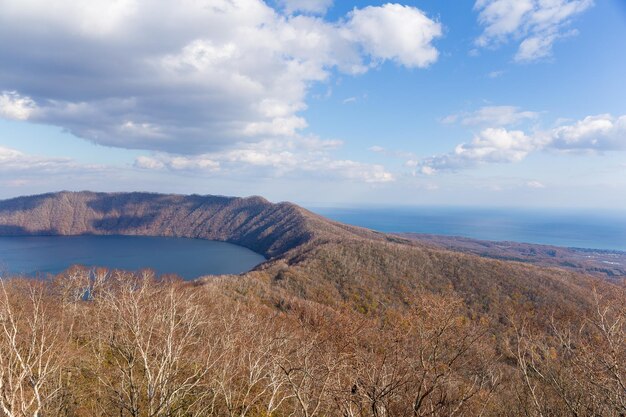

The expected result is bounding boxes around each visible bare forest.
[0,268,624,417]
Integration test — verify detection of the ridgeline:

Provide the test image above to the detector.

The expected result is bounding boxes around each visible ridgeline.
[0,191,607,315]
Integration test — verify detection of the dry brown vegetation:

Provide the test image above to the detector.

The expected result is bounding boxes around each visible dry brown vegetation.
[397,233,626,279]
[0,192,625,416]
[0,269,623,417]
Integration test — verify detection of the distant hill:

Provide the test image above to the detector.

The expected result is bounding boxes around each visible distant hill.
[0,191,612,317]
[397,232,626,279]
[0,191,384,259]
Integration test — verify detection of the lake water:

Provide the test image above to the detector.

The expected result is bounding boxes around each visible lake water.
[311,207,626,251]
[0,235,266,279]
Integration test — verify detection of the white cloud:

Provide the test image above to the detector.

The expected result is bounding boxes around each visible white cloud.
[419,128,537,173]
[347,4,442,68]
[243,116,308,137]
[0,0,441,155]
[515,33,556,62]
[443,105,539,126]
[475,0,534,46]
[369,145,415,159]
[279,0,333,15]
[136,155,220,172]
[487,70,505,78]
[549,114,626,151]
[135,137,394,183]
[0,91,37,121]
[0,145,102,173]
[0,146,23,162]
[134,156,166,170]
[323,160,394,183]
[418,113,626,173]
[474,0,593,62]
[0,0,139,38]
[515,28,577,62]
[526,180,546,188]
[120,121,166,139]
[420,166,436,176]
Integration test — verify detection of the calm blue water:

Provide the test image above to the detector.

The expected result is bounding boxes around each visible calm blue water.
[312,207,626,251]
[0,235,265,279]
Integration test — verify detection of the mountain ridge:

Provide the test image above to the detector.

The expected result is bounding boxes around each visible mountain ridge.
[0,191,612,314]
[0,191,391,260]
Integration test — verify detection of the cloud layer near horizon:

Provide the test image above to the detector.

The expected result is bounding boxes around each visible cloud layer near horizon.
[418,113,626,174]
[133,136,395,183]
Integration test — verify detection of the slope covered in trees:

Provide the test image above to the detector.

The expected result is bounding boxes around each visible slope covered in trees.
[0,191,624,416]
[397,232,626,279]
[0,191,384,258]
[0,191,607,317]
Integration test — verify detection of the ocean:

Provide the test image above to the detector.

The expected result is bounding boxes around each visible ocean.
[311,207,626,251]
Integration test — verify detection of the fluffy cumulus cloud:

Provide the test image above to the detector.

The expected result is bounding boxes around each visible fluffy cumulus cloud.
[0,0,441,157]
[418,113,626,174]
[474,0,593,62]
[442,105,539,126]
[0,91,38,121]
[548,114,626,151]
[346,4,442,68]
[418,128,538,173]
[134,136,394,183]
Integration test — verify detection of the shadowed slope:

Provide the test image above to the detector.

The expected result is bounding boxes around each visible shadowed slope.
[0,191,612,318]
[0,191,386,259]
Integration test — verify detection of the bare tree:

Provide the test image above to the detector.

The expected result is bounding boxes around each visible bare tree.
[0,280,69,417]
[87,271,216,417]
[403,295,497,417]
[507,286,626,417]
[209,305,294,417]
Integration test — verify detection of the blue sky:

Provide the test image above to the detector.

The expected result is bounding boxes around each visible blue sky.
[0,0,625,208]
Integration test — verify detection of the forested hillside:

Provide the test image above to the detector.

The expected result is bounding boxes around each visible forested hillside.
[0,192,624,416]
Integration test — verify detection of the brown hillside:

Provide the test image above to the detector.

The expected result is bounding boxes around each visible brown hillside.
[0,191,610,319]
[0,191,385,258]
[0,191,624,416]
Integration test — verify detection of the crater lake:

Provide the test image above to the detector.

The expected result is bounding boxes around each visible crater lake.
[0,235,266,279]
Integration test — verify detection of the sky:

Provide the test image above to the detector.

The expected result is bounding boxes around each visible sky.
[0,0,625,208]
